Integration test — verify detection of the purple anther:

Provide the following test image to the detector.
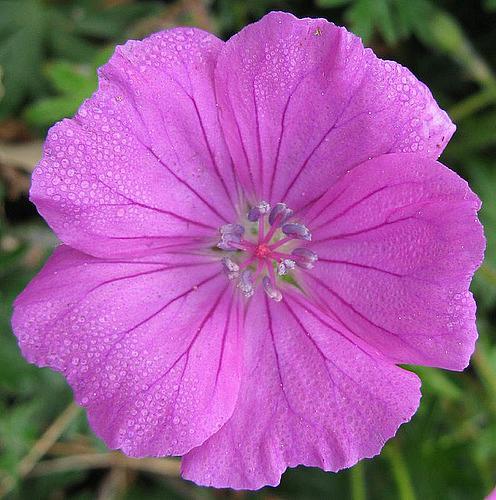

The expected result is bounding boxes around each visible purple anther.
[281,222,311,241]
[277,259,296,276]
[291,247,318,269]
[247,201,271,222]
[262,276,282,302]
[238,269,254,297]
[247,206,261,222]
[220,223,244,236]
[268,203,293,226]
[217,223,245,250]
[222,257,240,280]
[258,201,271,214]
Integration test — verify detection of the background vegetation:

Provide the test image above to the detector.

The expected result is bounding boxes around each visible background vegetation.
[0,0,495,498]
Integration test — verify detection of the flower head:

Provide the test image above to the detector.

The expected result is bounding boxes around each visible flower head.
[12,12,485,490]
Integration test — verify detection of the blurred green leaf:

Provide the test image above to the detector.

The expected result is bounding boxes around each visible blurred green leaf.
[448,111,496,158]
[347,0,376,42]
[338,0,434,44]
[484,0,496,11]
[420,8,495,87]
[45,61,93,95]
[317,0,352,7]
[0,0,163,120]
[23,95,82,129]
[72,1,163,39]
[0,0,46,118]
[0,398,42,473]
[413,367,463,402]
[468,159,496,311]
[24,47,112,128]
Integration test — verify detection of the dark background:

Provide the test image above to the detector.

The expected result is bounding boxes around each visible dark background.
[0,0,495,498]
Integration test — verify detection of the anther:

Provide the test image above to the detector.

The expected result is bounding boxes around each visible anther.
[281,223,312,241]
[268,203,293,226]
[262,276,282,302]
[292,247,318,269]
[277,259,296,276]
[247,207,260,222]
[238,269,254,297]
[218,223,245,250]
[222,257,240,280]
[220,223,244,236]
[247,201,271,222]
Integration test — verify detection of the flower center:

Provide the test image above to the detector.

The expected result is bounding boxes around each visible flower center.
[255,244,271,259]
[217,201,318,301]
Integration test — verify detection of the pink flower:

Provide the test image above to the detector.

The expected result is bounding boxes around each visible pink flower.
[12,11,484,490]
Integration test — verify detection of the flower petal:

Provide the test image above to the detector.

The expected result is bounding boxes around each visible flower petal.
[215,11,454,207]
[305,153,485,370]
[181,293,420,489]
[31,28,237,258]
[12,246,242,456]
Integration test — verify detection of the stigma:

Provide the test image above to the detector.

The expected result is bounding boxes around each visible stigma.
[217,201,318,301]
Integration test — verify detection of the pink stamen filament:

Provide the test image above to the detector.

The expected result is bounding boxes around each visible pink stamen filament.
[268,236,293,250]
[252,259,266,283]
[270,250,296,261]
[258,216,265,241]
[267,257,277,283]
[240,239,257,249]
[239,254,256,270]
[227,241,249,251]
[262,214,282,244]
[228,239,257,251]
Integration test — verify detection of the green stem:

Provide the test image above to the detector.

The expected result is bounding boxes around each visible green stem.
[350,462,366,500]
[385,442,416,500]
[424,9,495,88]
[449,87,496,122]
[477,264,496,288]
[473,345,496,417]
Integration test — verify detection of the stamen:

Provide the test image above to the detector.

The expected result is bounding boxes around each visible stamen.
[238,269,254,297]
[218,223,245,250]
[247,201,271,221]
[226,241,249,251]
[217,201,317,300]
[258,201,271,214]
[262,276,282,302]
[220,223,244,235]
[268,203,293,226]
[292,247,318,269]
[252,258,266,283]
[269,236,293,250]
[277,259,296,276]
[238,255,256,270]
[222,257,240,280]
[281,223,312,241]
[247,207,261,222]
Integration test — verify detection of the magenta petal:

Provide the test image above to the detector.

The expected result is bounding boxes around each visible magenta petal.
[31,28,236,258]
[215,11,454,207]
[306,153,485,370]
[486,487,496,500]
[181,293,421,489]
[12,246,242,456]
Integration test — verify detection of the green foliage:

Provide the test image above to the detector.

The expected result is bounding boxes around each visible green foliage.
[0,0,47,118]
[317,0,434,44]
[484,0,496,11]
[0,0,163,119]
[24,47,113,128]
